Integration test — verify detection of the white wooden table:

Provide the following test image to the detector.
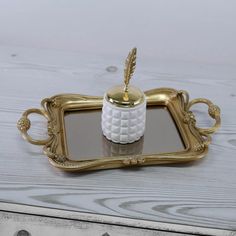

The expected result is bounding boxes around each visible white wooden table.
[0,1,236,235]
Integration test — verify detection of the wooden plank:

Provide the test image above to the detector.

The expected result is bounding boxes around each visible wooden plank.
[1,211,188,236]
[0,46,236,233]
[0,202,233,236]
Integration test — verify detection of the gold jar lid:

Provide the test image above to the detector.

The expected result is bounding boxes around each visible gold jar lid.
[105,47,145,108]
[105,85,145,107]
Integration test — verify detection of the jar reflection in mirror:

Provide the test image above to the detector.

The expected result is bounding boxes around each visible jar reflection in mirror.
[102,135,144,157]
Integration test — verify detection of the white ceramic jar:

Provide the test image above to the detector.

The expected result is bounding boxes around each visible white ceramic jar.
[101,85,146,144]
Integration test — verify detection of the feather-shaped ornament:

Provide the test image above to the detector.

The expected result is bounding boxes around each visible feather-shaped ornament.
[123,47,137,101]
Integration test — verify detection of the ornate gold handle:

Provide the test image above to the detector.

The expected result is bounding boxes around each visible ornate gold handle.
[17,108,52,145]
[186,98,221,135]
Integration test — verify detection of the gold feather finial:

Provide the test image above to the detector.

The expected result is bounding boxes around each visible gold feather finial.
[124,47,137,94]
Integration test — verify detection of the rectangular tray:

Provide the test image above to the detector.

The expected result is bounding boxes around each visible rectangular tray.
[17,88,220,172]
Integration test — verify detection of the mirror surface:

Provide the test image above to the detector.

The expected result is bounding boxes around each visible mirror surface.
[64,107,185,160]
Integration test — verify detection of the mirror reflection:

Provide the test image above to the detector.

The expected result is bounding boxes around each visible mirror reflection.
[64,107,185,160]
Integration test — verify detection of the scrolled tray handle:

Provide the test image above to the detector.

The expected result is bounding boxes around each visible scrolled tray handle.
[186,98,221,135]
[17,108,52,145]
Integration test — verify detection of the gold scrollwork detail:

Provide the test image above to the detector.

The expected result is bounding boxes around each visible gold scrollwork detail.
[193,143,205,151]
[53,154,67,163]
[177,90,221,149]
[184,97,221,146]
[123,157,145,165]
[17,117,31,132]
[51,98,61,108]
[183,111,196,125]
[43,147,67,164]
[48,120,60,136]
[17,108,52,145]
[187,98,221,135]
[208,104,221,119]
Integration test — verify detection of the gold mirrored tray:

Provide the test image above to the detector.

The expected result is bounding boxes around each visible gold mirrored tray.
[17,88,221,172]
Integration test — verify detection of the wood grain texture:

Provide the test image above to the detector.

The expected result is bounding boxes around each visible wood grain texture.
[0,202,234,236]
[0,45,236,233]
[1,211,190,236]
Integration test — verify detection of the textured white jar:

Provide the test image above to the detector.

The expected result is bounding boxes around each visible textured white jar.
[102,92,146,144]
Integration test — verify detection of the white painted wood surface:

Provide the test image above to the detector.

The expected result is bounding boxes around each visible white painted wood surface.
[0,1,236,234]
[0,202,234,236]
[0,45,235,234]
[2,211,188,236]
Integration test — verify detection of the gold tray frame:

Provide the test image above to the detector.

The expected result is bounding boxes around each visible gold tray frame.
[17,88,221,172]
